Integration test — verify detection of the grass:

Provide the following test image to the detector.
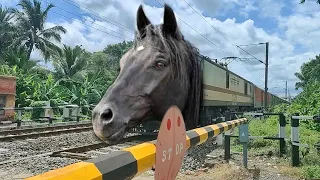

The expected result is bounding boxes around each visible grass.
[230,115,320,179]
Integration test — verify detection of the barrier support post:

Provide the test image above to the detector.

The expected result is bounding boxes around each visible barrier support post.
[279,113,286,156]
[224,111,231,160]
[17,110,22,128]
[291,113,300,167]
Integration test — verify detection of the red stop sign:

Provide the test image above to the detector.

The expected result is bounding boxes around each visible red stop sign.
[154,106,186,180]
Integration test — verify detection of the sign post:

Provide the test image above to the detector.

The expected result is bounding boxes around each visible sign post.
[239,123,249,168]
[154,106,186,180]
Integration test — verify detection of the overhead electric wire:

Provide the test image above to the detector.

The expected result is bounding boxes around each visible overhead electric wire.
[181,0,266,76]
[49,10,126,41]
[236,45,264,64]
[237,43,265,47]
[44,0,133,40]
[182,0,264,61]
[155,0,265,86]
[153,0,230,56]
[237,49,264,78]
[180,0,283,96]
[62,0,135,34]
[181,0,235,46]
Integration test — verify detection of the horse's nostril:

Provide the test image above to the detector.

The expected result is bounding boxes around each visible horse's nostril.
[100,109,113,122]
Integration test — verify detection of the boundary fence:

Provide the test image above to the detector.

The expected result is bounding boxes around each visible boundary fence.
[228,112,286,156]
[0,103,95,128]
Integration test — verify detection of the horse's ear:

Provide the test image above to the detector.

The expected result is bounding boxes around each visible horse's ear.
[137,5,151,37]
[163,4,182,39]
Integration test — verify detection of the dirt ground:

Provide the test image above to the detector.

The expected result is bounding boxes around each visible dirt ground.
[133,147,303,180]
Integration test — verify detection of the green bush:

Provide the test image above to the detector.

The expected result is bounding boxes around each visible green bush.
[302,165,320,178]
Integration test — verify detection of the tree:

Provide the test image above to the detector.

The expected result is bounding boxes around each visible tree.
[0,5,16,56]
[294,55,320,90]
[102,41,134,72]
[86,51,119,95]
[11,0,67,61]
[294,72,307,90]
[52,44,89,85]
[1,46,36,70]
[300,0,320,4]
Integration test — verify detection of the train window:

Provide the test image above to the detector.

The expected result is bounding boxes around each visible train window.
[244,82,248,95]
[0,96,5,116]
[226,72,229,89]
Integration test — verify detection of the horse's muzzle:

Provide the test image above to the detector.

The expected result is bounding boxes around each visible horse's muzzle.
[92,104,128,144]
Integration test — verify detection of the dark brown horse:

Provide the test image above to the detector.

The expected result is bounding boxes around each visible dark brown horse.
[92,4,202,144]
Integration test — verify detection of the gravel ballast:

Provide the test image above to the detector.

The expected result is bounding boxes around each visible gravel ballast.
[0,130,219,179]
[0,130,100,162]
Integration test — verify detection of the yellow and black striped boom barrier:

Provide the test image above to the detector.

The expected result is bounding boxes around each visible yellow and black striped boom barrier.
[26,118,247,180]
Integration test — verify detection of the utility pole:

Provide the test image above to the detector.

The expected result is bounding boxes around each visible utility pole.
[264,42,269,111]
[285,81,288,100]
[288,88,291,103]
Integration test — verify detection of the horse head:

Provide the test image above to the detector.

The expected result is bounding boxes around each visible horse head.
[92,4,202,144]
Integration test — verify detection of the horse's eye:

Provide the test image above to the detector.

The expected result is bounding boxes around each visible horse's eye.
[155,61,166,68]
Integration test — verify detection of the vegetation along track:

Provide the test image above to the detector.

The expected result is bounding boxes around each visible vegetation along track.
[0,122,93,141]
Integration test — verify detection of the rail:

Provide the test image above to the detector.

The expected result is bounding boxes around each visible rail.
[26,118,247,180]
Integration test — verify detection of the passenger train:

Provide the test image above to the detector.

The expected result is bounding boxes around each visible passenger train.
[197,54,287,124]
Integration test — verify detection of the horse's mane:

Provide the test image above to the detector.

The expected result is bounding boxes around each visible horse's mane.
[133,24,202,129]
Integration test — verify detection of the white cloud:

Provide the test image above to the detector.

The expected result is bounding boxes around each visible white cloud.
[256,0,284,19]
[278,12,320,52]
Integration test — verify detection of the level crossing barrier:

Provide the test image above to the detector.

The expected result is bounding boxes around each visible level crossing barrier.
[26,106,248,180]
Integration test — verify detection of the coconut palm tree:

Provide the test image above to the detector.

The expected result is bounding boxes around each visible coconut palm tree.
[294,72,307,90]
[0,5,16,56]
[52,44,88,85]
[11,0,67,61]
[1,46,50,73]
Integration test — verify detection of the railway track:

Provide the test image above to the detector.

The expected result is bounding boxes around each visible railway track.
[0,134,155,166]
[0,131,217,180]
[0,123,93,141]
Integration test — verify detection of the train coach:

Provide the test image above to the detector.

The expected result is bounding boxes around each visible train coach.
[197,54,288,124]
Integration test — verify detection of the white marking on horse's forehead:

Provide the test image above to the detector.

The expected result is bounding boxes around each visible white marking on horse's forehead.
[136,45,145,51]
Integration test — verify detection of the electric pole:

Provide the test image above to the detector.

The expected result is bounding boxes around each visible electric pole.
[264,42,269,111]
[285,81,288,100]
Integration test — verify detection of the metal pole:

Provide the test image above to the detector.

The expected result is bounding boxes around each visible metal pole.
[224,111,231,161]
[17,110,22,129]
[291,113,300,167]
[279,113,286,156]
[264,42,269,111]
[285,81,288,100]
[243,143,248,168]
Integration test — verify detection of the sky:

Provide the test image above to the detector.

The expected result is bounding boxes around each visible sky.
[2,0,320,99]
